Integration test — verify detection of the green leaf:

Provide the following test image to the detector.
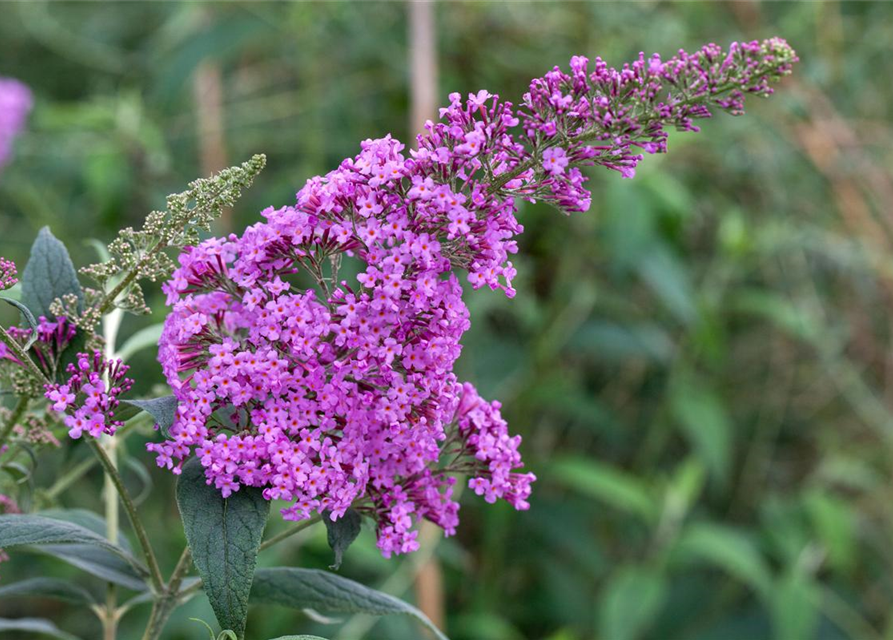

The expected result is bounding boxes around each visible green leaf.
[1,460,33,484]
[0,296,38,350]
[17,510,148,591]
[569,321,675,363]
[117,323,164,362]
[39,508,134,553]
[177,457,270,640]
[250,568,449,640]
[0,617,82,640]
[598,567,667,640]
[730,290,819,343]
[662,458,706,525]
[323,508,361,570]
[0,513,137,560]
[770,571,819,640]
[40,542,147,590]
[550,457,657,523]
[0,578,97,605]
[671,523,771,597]
[268,636,329,640]
[20,227,83,321]
[122,396,178,438]
[637,248,697,324]
[669,373,732,485]
[804,491,855,573]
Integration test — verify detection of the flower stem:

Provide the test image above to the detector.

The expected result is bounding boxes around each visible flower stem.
[87,438,164,593]
[45,415,149,499]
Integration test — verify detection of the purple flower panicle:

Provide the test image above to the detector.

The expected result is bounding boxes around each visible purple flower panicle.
[146,39,795,557]
[154,130,535,556]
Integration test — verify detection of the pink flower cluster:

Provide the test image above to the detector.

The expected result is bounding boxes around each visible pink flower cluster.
[154,129,535,556]
[0,257,16,291]
[0,78,32,168]
[149,40,795,556]
[44,351,133,439]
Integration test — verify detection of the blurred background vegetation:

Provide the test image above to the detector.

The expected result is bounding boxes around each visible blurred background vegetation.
[2,2,893,639]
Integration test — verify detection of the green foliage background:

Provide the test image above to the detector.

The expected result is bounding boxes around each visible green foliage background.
[2,2,892,639]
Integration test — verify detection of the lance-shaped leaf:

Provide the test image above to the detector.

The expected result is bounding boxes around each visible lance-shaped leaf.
[0,511,149,591]
[38,509,148,591]
[0,578,97,605]
[0,618,82,640]
[177,457,270,639]
[37,543,147,591]
[322,508,361,570]
[250,568,449,640]
[0,513,135,559]
[20,227,83,321]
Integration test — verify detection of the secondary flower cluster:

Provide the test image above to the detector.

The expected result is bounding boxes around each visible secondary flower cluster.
[0,309,132,440]
[145,39,793,556]
[45,351,133,439]
[1,316,77,380]
[0,78,32,168]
